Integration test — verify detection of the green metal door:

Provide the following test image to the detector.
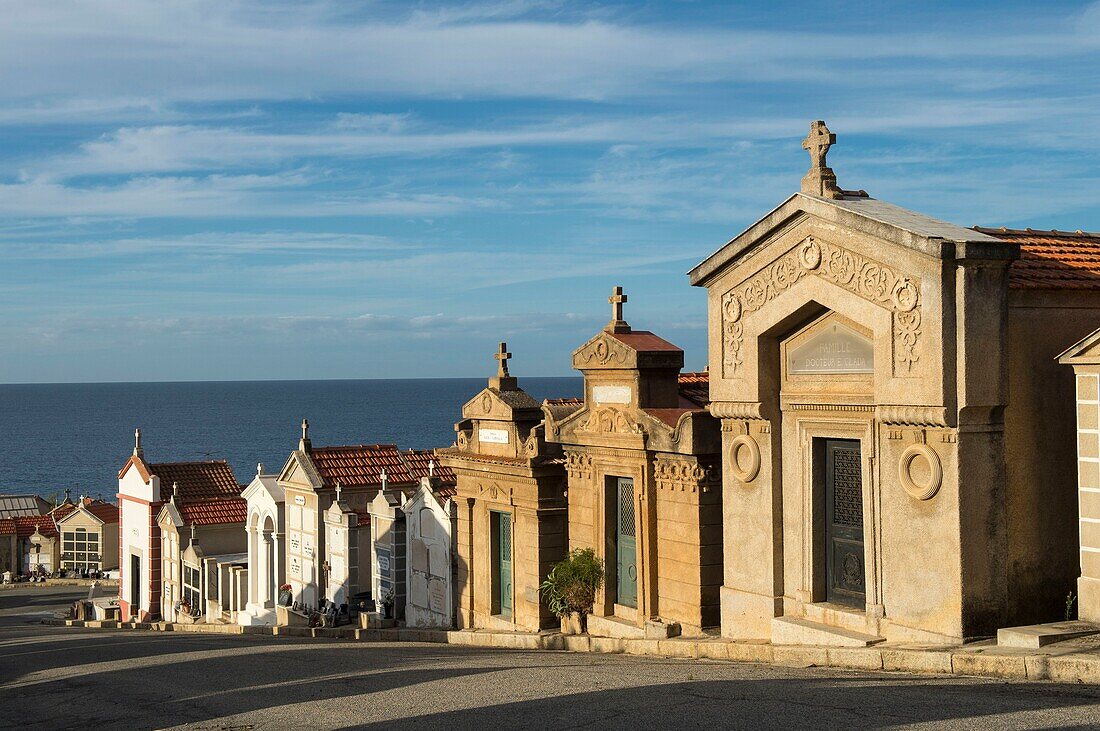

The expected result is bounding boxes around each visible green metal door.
[496,512,513,616]
[615,478,637,608]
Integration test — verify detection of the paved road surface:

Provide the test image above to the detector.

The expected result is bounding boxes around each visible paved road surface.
[2,586,1100,730]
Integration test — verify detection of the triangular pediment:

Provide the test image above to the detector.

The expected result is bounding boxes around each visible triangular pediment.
[689,192,1006,288]
[56,505,104,527]
[278,452,321,491]
[1058,327,1100,365]
[572,331,636,370]
[461,386,541,421]
[157,501,183,528]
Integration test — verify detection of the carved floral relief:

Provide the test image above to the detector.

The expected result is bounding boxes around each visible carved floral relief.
[720,236,922,378]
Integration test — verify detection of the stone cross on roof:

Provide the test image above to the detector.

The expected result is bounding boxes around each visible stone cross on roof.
[800,120,843,200]
[428,459,435,478]
[494,342,511,378]
[489,340,519,391]
[299,418,311,452]
[606,285,631,334]
[380,468,388,490]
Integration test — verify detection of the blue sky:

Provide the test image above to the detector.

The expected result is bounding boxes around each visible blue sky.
[1,0,1098,383]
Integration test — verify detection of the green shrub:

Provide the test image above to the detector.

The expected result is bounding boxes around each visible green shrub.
[540,548,604,618]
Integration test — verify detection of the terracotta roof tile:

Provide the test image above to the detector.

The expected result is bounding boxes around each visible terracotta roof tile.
[309,444,416,489]
[0,518,15,536]
[178,497,248,526]
[402,449,456,487]
[148,461,242,502]
[12,515,57,539]
[973,227,1100,290]
[545,397,583,406]
[608,330,682,353]
[53,498,119,524]
[678,371,710,408]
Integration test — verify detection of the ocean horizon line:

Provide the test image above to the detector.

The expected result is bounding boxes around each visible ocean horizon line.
[0,374,581,388]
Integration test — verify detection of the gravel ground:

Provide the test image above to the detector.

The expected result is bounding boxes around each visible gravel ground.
[2,586,1100,730]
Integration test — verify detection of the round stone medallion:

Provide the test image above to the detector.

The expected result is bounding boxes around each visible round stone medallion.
[729,434,761,484]
[898,443,942,500]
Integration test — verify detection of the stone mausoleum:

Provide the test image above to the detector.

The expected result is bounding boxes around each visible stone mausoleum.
[438,344,568,633]
[690,121,1100,645]
[543,292,722,638]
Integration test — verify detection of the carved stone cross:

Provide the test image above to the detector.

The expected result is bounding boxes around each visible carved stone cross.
[494,341,511,377]
[607,286,631,333]
[610,286,627,321]
[800,120,843,199]
[803,120,835,169]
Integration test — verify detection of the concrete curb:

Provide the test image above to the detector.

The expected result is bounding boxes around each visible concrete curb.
[46,619,1100,685]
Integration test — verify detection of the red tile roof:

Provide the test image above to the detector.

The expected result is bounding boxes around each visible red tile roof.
[0,518,15,536]
[678,371,710,408]
[644,408,697,428]
[402,449,457,487]
[309,444,415,489]
[974,227,1100,290]
[12,515,57,539]
[148,461,242,502]
[609,330,682,352]
[178,497,248,527]
[53,498,119,525]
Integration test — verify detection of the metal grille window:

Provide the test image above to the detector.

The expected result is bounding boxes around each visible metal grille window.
[618,481,636,537]
[832,447,863,527]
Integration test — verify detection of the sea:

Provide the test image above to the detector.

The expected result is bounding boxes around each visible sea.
[0,377,583,502]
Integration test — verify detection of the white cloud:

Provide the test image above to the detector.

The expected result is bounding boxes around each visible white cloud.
[0,1,1094,111]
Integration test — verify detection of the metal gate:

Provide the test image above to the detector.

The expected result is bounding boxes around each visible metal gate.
[824,439,865,607]
[615,478,637,608]
[495,512,513,616]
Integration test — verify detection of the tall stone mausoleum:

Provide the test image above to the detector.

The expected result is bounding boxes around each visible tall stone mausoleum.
[543,291,722,638]
[438,344,568,633]
[690,121,1100,644]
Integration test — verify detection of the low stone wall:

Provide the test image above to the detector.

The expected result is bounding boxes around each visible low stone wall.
[48,619,1100,685]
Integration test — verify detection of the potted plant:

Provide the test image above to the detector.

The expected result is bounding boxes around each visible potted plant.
[540,548,604,634]
[381,588,395,619]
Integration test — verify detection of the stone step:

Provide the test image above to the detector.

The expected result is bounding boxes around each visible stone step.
[771,616,885,647]
[997,621,1100,649]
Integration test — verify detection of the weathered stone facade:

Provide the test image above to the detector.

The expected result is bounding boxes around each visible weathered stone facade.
[689,121,1100,644]
[543,299,723,638]
[438,344,568,633]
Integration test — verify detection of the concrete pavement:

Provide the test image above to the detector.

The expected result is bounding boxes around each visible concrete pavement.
[4,586,1100,730]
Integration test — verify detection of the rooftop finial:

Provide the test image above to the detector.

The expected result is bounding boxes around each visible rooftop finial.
[257,462,264,476]
[801,120,843,200]
[335,481,342,502]
[489,341,518,390]
[133,428,144,458]
[381,468,388,491]
[495,342,512,378]
[299,419,312,452]
[606,285,630,334]
[428,459,435,478]
[171,481,178,503]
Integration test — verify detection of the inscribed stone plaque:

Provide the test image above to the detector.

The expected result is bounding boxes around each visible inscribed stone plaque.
[419,509,436,540]
[428,578,446,614]
[375,546,391,574]
[479,428,509,444]
[592,385,632,405]
[788,323,874,375]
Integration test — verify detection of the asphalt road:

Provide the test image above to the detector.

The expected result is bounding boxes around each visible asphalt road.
[2,586,1100,730]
